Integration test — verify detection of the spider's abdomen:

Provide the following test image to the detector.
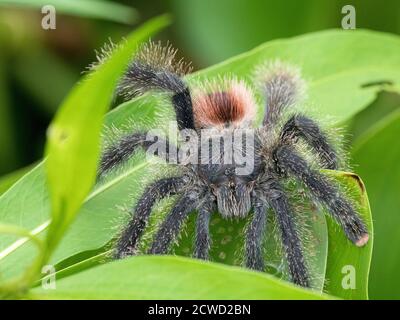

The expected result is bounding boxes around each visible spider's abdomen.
[193,79,256,129]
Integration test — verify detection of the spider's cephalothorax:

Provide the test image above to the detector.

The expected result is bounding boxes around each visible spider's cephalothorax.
[99,42,369,288]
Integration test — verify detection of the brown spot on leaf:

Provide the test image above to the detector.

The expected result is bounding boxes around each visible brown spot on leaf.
[361,80,393,88]
[344,172,365,194]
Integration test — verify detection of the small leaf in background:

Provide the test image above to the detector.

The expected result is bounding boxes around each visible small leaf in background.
[0,0,138,24]
[323,170,373,300]
[28,256,334,299]
[352,111,400,299]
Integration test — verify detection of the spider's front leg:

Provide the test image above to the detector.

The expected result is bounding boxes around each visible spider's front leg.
[258,177,310,287]
[149,192,199,254]
[193,199,215,260]
[115,176,184,258]
[280,114,338,170]
[99,132,174,177]
[245,199,268,271]
[274,145,369,246]
[271,193,310,287]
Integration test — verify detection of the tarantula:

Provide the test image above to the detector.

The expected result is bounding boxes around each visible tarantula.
[98,42,369,288]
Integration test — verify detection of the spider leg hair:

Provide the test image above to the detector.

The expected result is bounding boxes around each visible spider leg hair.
[258,176,310,287]
[149,192,199,254]
[115,176,184,259]
[98,131,174,177]
[245,199,268,271]
[280,114,338,169]
[118,41,195,130]
[274,145,369,247]
[193,200,215,260]
[256,61,305,126]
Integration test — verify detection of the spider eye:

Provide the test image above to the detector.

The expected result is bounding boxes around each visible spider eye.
[224,168,233,176]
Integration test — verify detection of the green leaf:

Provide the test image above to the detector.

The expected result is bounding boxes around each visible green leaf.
[172,194,328,291]
[352,110,400,299]
[323,170,373,300]
[0,0,138,24]
[28,256,334,299]
[0,163,37,196]
[44,14,171,255]
[191,29,400,124]
[0,223,44,298]
[0,29,387,294]
[347,92,400,144]
[0,15,171,295]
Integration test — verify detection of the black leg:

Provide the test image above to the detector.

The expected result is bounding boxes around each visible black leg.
[260,177,310,287]
[99,131,174,176]
[275,145,369,246]
[193,202,214,260]
[149,193,198,254]
[261,62,304,126]
[245,200,268,271]
[118,41,195,130]
[172,88,195,130]
[270,189,310,287]
[115,177,184,258]
[280,114,338,169]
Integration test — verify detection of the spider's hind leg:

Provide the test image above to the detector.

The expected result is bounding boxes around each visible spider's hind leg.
[257,61,305,126]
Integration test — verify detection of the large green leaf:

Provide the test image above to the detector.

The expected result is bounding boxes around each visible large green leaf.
[0,0,138,24]
[352,110,400,299]
[28,256,334,299]
[0,163,37,196]
[0,29,389,296]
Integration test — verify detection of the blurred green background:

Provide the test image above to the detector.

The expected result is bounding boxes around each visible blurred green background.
[0,0,399,299]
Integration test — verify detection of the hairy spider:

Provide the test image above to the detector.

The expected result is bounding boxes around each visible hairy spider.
[98,42,369,288]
